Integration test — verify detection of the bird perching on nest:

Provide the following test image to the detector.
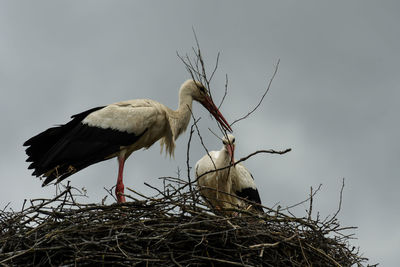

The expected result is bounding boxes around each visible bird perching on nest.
[24,80,232,203]
[195,134,263,214]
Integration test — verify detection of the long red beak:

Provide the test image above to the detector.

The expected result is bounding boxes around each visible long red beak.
[226,143,235,165]
[202,95,233,132]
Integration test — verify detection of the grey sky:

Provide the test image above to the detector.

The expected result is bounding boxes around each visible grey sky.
[1,1,399,265]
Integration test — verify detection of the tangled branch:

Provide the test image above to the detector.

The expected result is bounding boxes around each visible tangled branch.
[0,179,373,266]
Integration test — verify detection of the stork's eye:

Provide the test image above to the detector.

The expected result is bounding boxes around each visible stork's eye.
[199,86,206,93]
[232,138,235,143]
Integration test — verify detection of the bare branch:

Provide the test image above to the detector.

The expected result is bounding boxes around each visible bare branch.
[209,52,220,83]
[194,148,292,184]
[186,117,201,204]
[218,74,228,110]
[324,178,345,226]
[231,59,280,126]
[281,183,323,212]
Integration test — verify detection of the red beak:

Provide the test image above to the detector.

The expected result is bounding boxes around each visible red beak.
[202,95,232,132]
[226,143,235,165]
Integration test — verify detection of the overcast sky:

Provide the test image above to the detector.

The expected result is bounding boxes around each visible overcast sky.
[1,1,399,265]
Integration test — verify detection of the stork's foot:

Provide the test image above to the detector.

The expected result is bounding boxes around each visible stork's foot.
[116,193,126,203]
[116,182,126,203]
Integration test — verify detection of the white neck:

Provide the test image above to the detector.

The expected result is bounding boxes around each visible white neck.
[168,84,194,140]
[217,147,231,168]
[215,147,231,180]
[159,81,196,157]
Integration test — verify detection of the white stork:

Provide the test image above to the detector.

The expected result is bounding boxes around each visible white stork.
[24,80,232,203]
[195,134,263,214]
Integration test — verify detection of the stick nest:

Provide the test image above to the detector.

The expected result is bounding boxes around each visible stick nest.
[0,180,375,267]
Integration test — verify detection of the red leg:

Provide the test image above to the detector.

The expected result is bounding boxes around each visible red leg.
[116,155,126,203]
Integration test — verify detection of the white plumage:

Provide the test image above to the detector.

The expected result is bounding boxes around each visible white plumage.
[196,149,234,212]
[24,80,232,203]
[195,134,263,214]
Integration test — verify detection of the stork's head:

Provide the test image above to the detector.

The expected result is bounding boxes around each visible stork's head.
[222,134,235,165]
[181,79,232,132]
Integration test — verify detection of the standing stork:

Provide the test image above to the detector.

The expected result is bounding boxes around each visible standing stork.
[24,80,232,203]
[195,134,263,214]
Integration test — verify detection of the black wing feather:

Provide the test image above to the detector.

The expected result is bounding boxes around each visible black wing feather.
[24,106,105,165]
[235,188,263,212]
[23,106,146,186]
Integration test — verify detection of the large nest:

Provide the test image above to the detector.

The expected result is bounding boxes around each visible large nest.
[1,179,374,267]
